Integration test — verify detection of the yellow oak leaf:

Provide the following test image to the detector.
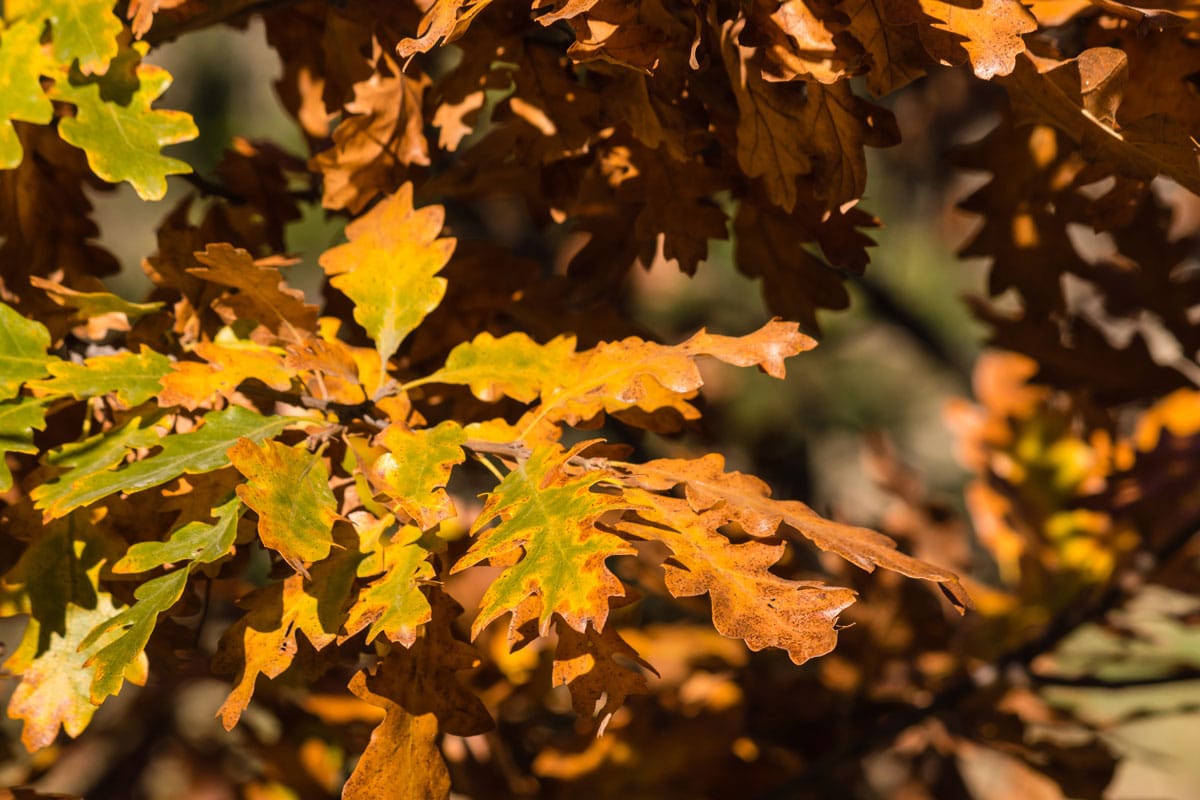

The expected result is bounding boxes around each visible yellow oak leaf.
[318,184,456,379]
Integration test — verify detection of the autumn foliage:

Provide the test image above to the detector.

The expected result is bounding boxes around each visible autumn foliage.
[2,0,1200,797]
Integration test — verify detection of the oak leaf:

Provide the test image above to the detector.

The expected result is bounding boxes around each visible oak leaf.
[7,0,122,75]
[51,60,198,200]
[1000,49,1200,195]
[427,320,815,442]
[350,589,492,735]
[885,0,1036,80]
[318,184,456,377]
[343,675,450,800]
[453,442,638,641]
[1,525,147,750]
[396,0,495,58]
[621,454,972,609]
[0,19,54,169]
[80,568,189,702]
[313,55,431,213]
[32,406,293,520]
[0,301,57,401]
[0,396,48,491]
[553,621,655,723]
[620,495,858,664]
[187,243,318,338]
[367,421,467,530]
[29,346,171,407]
[214,545,362,730]
[158,339,297,410]
[341,516,434,647]
[114,494,243,573]
[228,438,338,575]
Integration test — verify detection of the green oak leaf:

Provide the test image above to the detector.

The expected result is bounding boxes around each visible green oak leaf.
[0,19,54,168]
[81,568,189,702]
[6,0,122,76]
[30,346,171,406]
[52,63,198,200]
[31,416,163,516]
[0,301,58,401]
[114,495,244,574]
[32,406,292,519]
[453,443,638,641]
[83,497,245,702]
[0,396,48,491]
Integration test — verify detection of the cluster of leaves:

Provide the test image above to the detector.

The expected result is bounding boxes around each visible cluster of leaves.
[1,0,1200,797]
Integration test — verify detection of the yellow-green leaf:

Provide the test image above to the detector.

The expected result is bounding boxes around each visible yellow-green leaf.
[368,421,466,530]
[114,495,243,574]
[0,19,54,168]
[0,301,57,401]
[229,439,338,574]
[32,407,292,519]
[52,62,198,200]
[424,332,576,403]
[343,518,435,647]
[1,524,147,750]
[6,0,122,76]
[0,396,48,491]
[29,346,171,406]
[318,184,456,376]
[453,443,637,641]
[81,568,188,702]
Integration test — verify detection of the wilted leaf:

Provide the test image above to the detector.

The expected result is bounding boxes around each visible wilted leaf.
[319,184,456,376]
[214,547,362,730]
[229,438,338,574]
[343,673,451,800]
[1000,49,1200,194]
[351,589,492,735]
[620,495,858,664]
[553,621,655,722]
[621,454,972,610]
[52,61,198,200]
[188,243,318,338]
[313,56,431,213]
[887,0,1036,81]
[396,0,495,57]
